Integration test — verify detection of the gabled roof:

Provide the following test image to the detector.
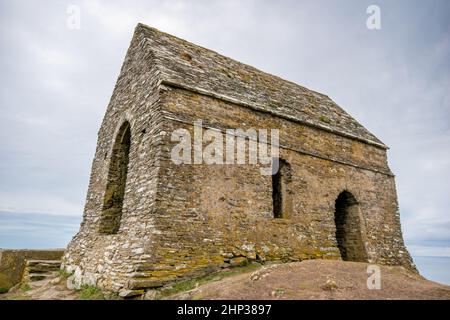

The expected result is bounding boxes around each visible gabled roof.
[137,23,386,149]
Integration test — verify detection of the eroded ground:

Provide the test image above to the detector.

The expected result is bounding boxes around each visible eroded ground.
[170,260,450,300]
[1,260,449,300]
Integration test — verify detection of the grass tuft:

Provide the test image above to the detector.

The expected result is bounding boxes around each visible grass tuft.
[57,269,73,280]
[77,285,104,300]
[20,283,31,292]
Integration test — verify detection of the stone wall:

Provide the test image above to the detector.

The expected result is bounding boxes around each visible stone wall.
[145,86,415,284]
[62,27,165,292]
[62,25,414,294]
[0,249,64,291]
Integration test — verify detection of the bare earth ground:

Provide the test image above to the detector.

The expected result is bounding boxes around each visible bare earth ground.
[1,276,79,300]
[170,260,450,300]
[1,260,450,300]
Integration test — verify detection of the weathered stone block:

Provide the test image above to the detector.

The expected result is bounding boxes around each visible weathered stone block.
[229,257,249,267]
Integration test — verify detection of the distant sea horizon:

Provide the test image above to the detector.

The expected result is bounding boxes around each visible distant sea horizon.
[412,256,450,286]
[1,211,449,286]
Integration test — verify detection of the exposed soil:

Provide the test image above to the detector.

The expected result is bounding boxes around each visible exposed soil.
[169,260,450,300]
[1,275,78,300]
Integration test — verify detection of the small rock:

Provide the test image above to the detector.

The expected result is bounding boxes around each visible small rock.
[246,251,257,260]
[250,271,260,281]
[241,244,255,252]
[229,257,248,267]
[132,248,144,255]
[322,276,338,291]
[119,289,144,298]
[143,290,159,300]
[256,253,266,262]
[66,276,76,290]
[271,288,285,297]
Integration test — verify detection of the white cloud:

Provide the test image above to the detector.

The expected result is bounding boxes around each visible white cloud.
[0,0,449,253]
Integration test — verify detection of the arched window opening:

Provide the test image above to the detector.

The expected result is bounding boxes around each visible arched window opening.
[99,122,131,234]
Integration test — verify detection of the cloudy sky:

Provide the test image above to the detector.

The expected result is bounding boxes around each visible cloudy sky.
[0,0,449,275]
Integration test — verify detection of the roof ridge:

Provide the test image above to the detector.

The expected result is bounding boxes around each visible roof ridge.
[135,23,386,149]
[136,23,329,99]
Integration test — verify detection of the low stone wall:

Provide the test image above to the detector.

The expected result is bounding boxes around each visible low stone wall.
[0,249,65,291]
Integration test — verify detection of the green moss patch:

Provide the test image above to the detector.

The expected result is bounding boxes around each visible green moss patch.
[159,262,262,298]
[77,285,105,300]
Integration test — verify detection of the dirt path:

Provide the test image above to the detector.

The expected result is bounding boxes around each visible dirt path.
[1,275,78,300]
[169,260,450,300]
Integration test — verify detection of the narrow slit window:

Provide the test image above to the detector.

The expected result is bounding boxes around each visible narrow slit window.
[272,158,292,219]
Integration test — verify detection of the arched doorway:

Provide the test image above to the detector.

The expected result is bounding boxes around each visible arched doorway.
[334,191,368,262]
[99,121,131,234]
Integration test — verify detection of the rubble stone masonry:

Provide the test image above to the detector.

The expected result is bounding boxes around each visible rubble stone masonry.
[62,24,414,294]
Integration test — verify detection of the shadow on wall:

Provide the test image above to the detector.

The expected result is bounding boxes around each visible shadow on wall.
[334,191,368,262]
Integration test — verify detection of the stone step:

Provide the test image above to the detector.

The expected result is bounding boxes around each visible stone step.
[27,259,61,273]
[27,259,61,266]
[22,259,62,283]
[28,273,53,282]
[128,278,164,290]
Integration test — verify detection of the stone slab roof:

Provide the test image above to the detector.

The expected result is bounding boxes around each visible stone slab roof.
[138,23,386,149]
